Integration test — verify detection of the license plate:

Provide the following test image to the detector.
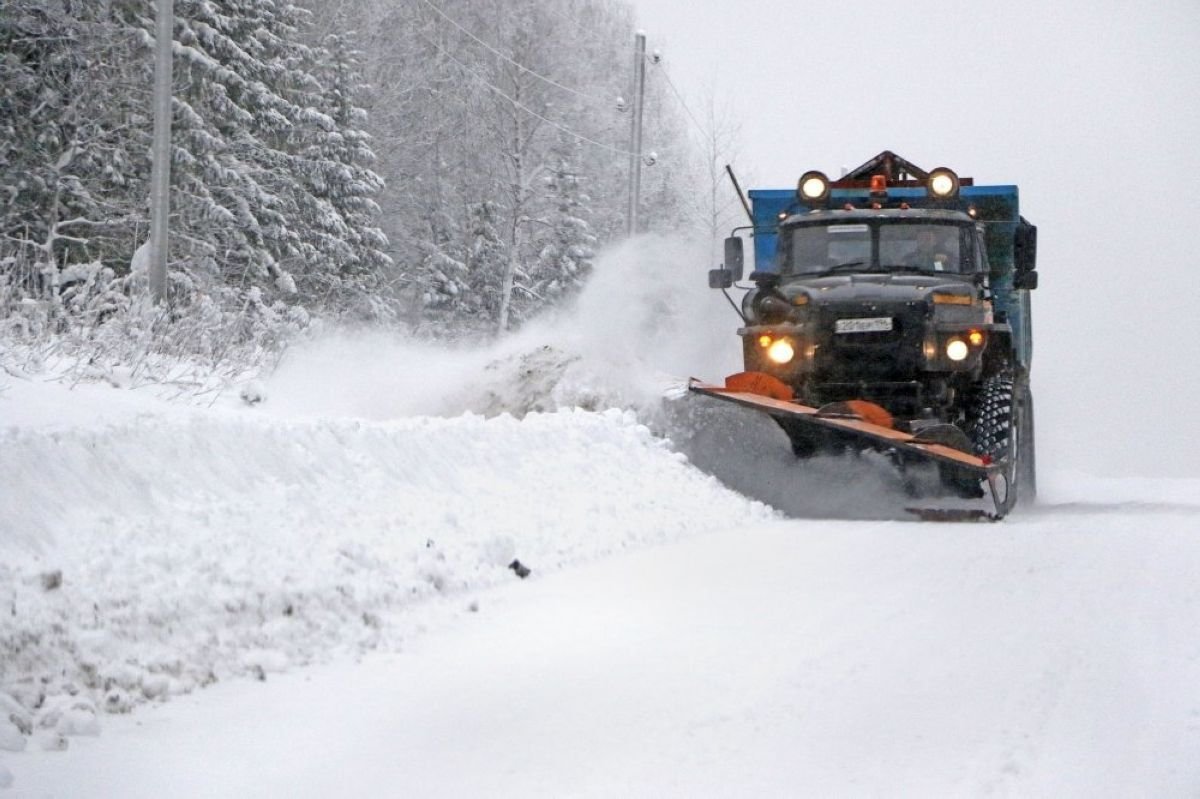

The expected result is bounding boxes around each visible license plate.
[835,316,893,334]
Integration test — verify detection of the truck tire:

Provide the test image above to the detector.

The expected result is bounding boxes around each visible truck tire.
[966,374,1022,509]
[967,375,1014,460]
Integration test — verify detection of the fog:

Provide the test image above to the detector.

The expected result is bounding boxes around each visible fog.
[630,0,1200,478]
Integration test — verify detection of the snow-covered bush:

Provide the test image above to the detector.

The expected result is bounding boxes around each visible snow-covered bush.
[0,258,314,392]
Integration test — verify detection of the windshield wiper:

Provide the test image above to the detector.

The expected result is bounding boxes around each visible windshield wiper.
[818,260,868,274]
[878,264,950,275]
[818,261,919,276]
[808,262,958,277]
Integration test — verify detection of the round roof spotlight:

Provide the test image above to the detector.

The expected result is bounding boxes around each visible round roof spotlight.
[797,170,831,203]
[927,167,960,199]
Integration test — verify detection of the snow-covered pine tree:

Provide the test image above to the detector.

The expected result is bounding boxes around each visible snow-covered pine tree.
[464,199,507,332]
[287,31,393,319]
[413,205,470,332]
[527,133,596,317]
[0,1,150,304]
[165,0,317,297]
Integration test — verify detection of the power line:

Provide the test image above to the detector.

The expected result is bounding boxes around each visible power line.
[654,59,709,143]
[426,36,642,158]
[417,0,616,110]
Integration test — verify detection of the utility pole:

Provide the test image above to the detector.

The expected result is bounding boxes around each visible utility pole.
[625,31,646,237]
[148,0,174,304]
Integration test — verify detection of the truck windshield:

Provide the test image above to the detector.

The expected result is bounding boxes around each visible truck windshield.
[785,222,966,275]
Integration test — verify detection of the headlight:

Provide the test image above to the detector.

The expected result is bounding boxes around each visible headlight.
[797,170,830,203]
[946,338,969,361]
[767,339,796,364]
[927,167,960,199]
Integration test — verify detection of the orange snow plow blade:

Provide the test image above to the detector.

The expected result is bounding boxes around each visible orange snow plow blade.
[723,371,794,401]
[688,376,1011,519]
[692,377,987,471]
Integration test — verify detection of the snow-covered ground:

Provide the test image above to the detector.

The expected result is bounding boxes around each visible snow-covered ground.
[5,434,1200,796]
[0,359,774,773]
[4,238,1200,795]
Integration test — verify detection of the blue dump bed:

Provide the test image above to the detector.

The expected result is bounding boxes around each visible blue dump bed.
[746,184,1032,369]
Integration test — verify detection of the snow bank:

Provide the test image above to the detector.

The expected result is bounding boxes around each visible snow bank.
[0,234,767,749]
[0,388,772,747]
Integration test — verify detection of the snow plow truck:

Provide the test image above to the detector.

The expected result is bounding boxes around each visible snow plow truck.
[692,151,1038,519]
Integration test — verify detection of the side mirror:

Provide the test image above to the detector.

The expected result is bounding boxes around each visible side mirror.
[1014,217,1037,274]
[1014,270,1039,290]
[708,267,733,289]
[723,236,745,282]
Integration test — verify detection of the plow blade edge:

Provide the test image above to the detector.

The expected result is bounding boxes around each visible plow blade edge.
[687,377,1012,519]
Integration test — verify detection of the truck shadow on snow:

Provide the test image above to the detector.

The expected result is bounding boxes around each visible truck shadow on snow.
[660,394,985,522]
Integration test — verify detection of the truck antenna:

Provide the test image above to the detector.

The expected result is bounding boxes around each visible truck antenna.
[725,164,754,226]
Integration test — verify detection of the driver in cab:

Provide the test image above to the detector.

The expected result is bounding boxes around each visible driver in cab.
[905,229,951,271]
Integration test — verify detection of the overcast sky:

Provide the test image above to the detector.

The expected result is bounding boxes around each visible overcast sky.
[628,0,1200,479]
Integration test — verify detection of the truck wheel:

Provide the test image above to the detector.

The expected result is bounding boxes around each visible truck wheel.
[967,375,1014,460]
[966,374,1020,509]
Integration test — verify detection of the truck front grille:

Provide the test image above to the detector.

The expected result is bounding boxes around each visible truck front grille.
[815,304,924,380]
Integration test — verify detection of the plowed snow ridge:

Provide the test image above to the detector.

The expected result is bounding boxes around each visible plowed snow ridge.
[0,401,771,734]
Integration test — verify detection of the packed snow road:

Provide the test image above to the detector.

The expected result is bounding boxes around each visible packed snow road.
[10,503,1200,797]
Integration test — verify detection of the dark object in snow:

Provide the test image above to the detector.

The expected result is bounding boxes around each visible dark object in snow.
[239,382,265,406]
[508,560,531,579]
[38,732,69,752]
[40,571,62,591]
